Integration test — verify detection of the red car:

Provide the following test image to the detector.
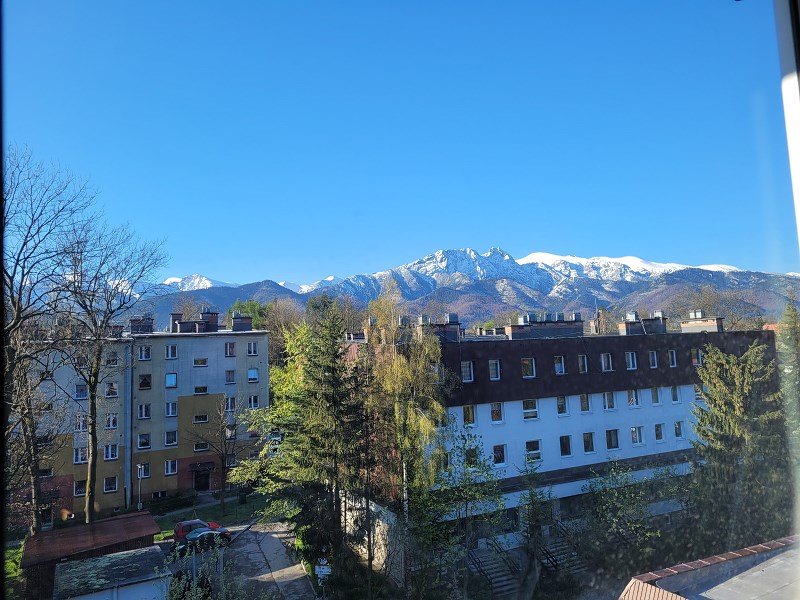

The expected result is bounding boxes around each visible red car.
[173,519,229,543]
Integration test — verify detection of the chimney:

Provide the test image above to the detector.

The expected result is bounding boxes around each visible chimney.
[625,311,639,323]
[446,313,459,325]
[571,312,582,322]
[130,316,154,334]
[169,313,182,333]
[200,308,219,332]
[232,314,253,332]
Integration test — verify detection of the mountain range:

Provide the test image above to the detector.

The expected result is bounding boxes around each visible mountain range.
[145,248,799,328]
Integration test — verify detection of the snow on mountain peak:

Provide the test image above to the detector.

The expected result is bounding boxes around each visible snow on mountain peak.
[162,274,238,291]
[299,275,343,294]
[278,281,301,293]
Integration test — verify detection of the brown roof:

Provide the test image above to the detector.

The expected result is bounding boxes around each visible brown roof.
[21,511,160,568]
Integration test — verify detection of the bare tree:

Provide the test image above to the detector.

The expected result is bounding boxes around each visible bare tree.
[664,285,765,331]
[172,295,208,322]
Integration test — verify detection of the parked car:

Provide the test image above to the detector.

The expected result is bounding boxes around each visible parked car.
[186,527,231,549]
[173,519,229,543]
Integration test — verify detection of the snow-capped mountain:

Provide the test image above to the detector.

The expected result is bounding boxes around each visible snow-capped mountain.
[299,275,343,294]
[162,274,239,292]
[278,281,301,293]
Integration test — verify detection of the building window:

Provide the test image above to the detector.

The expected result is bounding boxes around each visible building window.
[73,447,88,464]
[74,480,87,496]
[165,401,177,417]
[103,476,117,493]
[165,373,177,388]
[521,358,536,379]
[138,403,151,419]
[104,444,118,461]
[152,490,168,499]
[138,463,151,478]
[489,402,503,423]
[106,412,118,429]
[247,341,258,356]
[579,394,590,412]
[165,459,178,475]
[668,349,678,367]
[226,454,237,467]
[559,435,572,457]
[606,429,620,450]
[651,387,660,405]
[463,405,475,426]
[488,360,501,381]
[583,432,595,453]
[460,361,474,383]
[625,351,637,370]
[248,395,259,409]
[631,426,644,445]
[225,396,236,412]
[138,433,151,449]
[38,468,53,478]
[194,414,209,424]
[105,351,118,367]
[671,386,680,403]
[165,344,177,359]
[522,399,538,420]
[492,444,506,466]
[74,414,87,432]
[194,442,210,452]
[525,440,542,462]
[554,355,566,375]
[139,346,151,361]
[74,384,88,400]
[599,353,613,372]
[225,342,236,357]
[138,374,152,390]
[649,350,658,369]
[578,354,588,374]
[225,370,236,384]
[105,382,118,398]
[194,358,208,367]
[628,389,640,407]
[465,447,478,468]
[165,430,177,446]
[655,423,664,442]
[556,396,568,415]
[674,421,684,439]
[247,368,259,383]
[691,348,703,367]
[194,386,208,395]
[225,425,237,440]
[603,391,616,410]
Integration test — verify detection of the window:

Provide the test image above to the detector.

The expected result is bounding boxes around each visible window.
[139,345,151,361]
[103,476,117,493]
[247,341,258,356]
[600,353,614,372]
[74,479,87,496]
[606,429,620,450]
[557,396,569,415]
[559,435,572,457]
[106,351,118,367]
[691,348,703,367]
[106,412,118,429]
[649,350,658,369]
[74,384,88,400]
[104,444,118,460]
[580,394,590,412]
[194,386,208,395]
[492,444,507,466]
[694,385,704,401]
[224,342,236,357]
[651,387,660,405]
[465,447,478,468]
[165,430,177,446]
[460,361,474,383]
[193,358,208,367]
[76,355,88,368]
[137,433,151,449]
[488,359,501,381]
[490,402,503,423]
[521,358,536,378]
[225,396,236,412]
[603,391,616,410]
[625,351,637,370]
[655,423,664,442]
[671,386,680,403]
[74,414,87,432]
[165,401,177,417]
[522,399,538,420]
[525,439,542,462]
[138,374,152,390]
[628,389,640,407]
[165,373,177,388]
[225,425,237,440]
[225,369,236,384]
[105,382,118,398]
[138,403,151,419]
[247,368,259,382]
[73,447,88,464]
[583,432,595,453]
[138,463,151,478]
[165,344,177,359]
[631,426,644,445]
[194,442,210,452]
[668,349,678,367]
[165,459,178,475]
[463,405,475,426]
[194,414,209,423]
[152,490,168,499]
[554,355,566,375]
[226,454,237,467]
[248,395,259,409]
[578,354,588,374]
[674,421,684,439]
[38,468,53,478]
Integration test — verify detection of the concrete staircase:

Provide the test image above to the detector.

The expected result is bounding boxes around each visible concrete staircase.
[543,537,587,575]
[468,548,521,599]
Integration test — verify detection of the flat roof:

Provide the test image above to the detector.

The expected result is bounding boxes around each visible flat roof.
[131,329,267,338]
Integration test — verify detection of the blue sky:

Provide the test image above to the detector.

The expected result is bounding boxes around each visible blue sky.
[5,1,799,284]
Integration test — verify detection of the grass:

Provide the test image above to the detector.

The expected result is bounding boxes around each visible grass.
[154,494,270,541]
[4,546,23,598]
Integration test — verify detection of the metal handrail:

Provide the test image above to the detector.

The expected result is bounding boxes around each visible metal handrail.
[534,543,559,571]
[467,550,494,594]
[486,538,521,576]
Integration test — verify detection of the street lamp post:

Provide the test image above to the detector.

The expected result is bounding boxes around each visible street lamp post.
[136,464,143,510]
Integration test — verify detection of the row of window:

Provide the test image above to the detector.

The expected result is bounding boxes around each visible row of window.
[461,387,683,426]
[460,348,702,383]
[72,476,118,496]
[137,341,258,361]
[136,368,260,392]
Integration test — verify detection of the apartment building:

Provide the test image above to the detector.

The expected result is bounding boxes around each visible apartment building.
[34,310,269,523]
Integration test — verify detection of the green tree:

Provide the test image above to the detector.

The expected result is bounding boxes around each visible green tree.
[777,296,800,465]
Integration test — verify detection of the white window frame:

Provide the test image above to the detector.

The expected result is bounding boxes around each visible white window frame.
[138,403,151,419]
[106,412,118,429]
[165,459,178,476]
[522,398,538,420]
[165,373,177,388]
[579,393,591,413]
[105,382,118,398]
[247,341,258,356]
[674,421,684,439]
[74,384,88,400]
[649,350,658,369]
[627,389,640,407]
[193,358,208,367]
[225,369,236,384]
[492,444,507,467]
[194,414,209,424]
[105,351,118,367]
[691,348,703,367]
[165,430,178,446]
[651,387,661,405]
[73,446,88,464]
[137,433,151,449]
[103,476,118,493]
[224,342,236,357]
[463,404,475,426]
[625,351,637,370]
[139,373,152,390]
[460,361,474,383]
[554,355,566,376]
[556,395,569,416]
[603,391,616,410]
[668,349,678,368]
[525,439,542,463]
[104,444,118,461]
[606,428,620,450]
[194,442,210,452]
[194,386,208,395]
[248,395,259,409]
[583,431,595,453]
[488,360,501,381]
[631,426,644,446]
[139,345,151,361]
[226,453,237,467]
[559,435,572,457]
[74,479,87,497]
[225,396,236,412]
[165,401,178,417]
[600,353,614,372]
[138,463,151,478]
[521,357,536,379]
[165,344,177,360]
[578,354,588,374]
[247,368,259,383]
[671,385,680,403]
[655,423,665,442]
[490,402,503,423]
[74,414,88,432]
